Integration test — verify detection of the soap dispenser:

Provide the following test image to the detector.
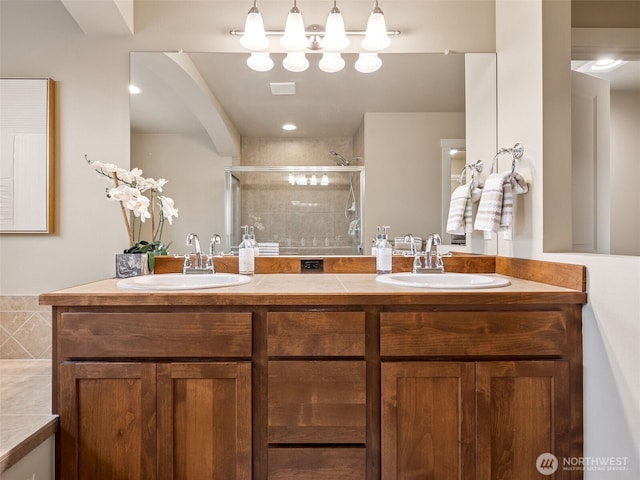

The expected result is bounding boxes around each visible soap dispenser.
[249,226,260,257]
[238,225,255,275]
[375,225,392,274]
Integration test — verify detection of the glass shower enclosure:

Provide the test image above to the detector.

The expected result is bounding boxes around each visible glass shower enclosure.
[224,166,365,255]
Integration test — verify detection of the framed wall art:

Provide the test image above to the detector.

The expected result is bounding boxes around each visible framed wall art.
[0,77,55,233]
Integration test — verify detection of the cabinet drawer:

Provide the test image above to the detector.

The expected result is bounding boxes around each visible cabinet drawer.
[268,311,365,357]
[268,448,365,480]
[268,361,366,443]
[59,312,252,358]
[380,311,568,357]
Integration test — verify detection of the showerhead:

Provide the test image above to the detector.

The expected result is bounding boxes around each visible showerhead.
[329,150,352,166]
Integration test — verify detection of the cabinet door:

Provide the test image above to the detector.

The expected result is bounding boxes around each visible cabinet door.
[381,362,476,480]
[157,362,252,480]
[59,362,157,480]
[476,361,570,480]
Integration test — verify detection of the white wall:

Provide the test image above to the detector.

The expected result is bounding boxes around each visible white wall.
[131,133,231,254]
[496,0,640,476]
[363,112,465,248]
[610,90,640,255]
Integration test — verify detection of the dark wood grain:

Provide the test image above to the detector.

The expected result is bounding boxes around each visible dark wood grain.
[381,362,476,480]
[268,361,366,444]
[268,448,366,480]
[157,362,252,480]
[380,311,569,357]
[59,311,252,358]
[476,361,570,480]
[59,362,157,480]
[496,256,586,291]
[267,311,365,357]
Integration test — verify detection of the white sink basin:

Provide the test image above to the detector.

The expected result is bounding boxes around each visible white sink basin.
[117,273,251,291]
[376,272,510,289]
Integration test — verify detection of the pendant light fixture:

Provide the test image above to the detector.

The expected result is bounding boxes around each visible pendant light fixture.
[240,0,270,51]
[233,0,398,73]
[280,0,308,51]
[362,0,391,51]
[321,0,349,51]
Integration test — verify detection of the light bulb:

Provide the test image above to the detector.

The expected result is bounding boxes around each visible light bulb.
[355,52,382,73]
[246,52,274,72]
[319,52,345,73]
[280,2,308,51]
[362,2,391,51]
[283,52,309,72]
[240,5,270,51]
[321,3,349,51]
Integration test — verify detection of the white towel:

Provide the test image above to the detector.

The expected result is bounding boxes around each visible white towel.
[474,171,529,233]
[446,183,473,235]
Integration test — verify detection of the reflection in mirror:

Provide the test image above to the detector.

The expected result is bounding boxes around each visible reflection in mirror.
[569,60,640,255]
[130,52,498,256]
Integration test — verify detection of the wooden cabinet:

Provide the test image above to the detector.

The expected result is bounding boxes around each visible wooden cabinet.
[46,271,584,480]
[267,311,367,479]
[382,361,570,480]
[380,310,580,480]
[56,312,253,480]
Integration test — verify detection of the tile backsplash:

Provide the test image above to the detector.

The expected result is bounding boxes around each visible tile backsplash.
[0,296,51,359]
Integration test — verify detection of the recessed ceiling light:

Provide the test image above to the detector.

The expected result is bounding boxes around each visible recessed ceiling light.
[282,123,297,131]
[591,59,624,72]
[129,84,142,94]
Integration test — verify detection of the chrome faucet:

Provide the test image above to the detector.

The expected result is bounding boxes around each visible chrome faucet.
[206,234,221,272]
[183,233,214,274]
[404,234,423,274]
[424,233,444,272]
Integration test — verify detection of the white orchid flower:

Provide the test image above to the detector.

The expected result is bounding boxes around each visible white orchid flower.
[159,196,179,224]
[125,193,151,221]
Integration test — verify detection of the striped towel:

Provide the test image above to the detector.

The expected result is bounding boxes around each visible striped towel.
[474,171,529,232]
[446,183,473,235]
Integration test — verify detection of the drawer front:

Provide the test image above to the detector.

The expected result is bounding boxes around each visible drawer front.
[268,361,366,444]
[380,311,569,357]
[268,311,365,357]
[59,312,252,358]
[268,448,365,480]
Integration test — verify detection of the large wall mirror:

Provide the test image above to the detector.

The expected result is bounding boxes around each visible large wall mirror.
[130,51,498,256]
[569,58,639,255]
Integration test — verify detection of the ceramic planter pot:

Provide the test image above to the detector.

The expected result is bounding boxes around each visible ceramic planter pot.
[115,253,150,278]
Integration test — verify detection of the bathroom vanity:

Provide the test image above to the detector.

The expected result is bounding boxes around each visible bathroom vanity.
[40,256,586,480]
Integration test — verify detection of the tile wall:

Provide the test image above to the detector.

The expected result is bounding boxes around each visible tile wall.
[0,296,51,359]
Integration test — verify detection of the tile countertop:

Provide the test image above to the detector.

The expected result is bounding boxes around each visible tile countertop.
[0,359,58,473]
[40,273,587,308]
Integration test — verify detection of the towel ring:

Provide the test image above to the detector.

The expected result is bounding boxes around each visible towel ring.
[489,143,524,175]
[457,160,483,185]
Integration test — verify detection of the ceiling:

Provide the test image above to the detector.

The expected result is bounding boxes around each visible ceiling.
[129,51,466,139]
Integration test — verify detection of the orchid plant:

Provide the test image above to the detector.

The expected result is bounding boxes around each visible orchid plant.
[86,155,179,262]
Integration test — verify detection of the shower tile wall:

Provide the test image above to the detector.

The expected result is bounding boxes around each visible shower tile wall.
[0,296,51,359]
[240,137,361,254]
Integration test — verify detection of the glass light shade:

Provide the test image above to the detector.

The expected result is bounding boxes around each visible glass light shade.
[280,8,308,51]
[354,52,382,73]
[361,11,391,51]
[246,52,274,72]
[318,52,345,73]
[283,52,309,72]
[240,9,270,51]
[321,9,350,51]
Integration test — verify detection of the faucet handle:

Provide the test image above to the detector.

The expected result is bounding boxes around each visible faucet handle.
[210,234,221,256]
